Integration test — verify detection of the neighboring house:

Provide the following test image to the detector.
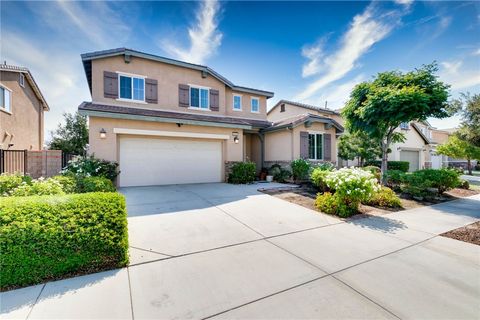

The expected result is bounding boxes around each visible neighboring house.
[78,48,274,187]
[0,64,49,150]
[264,100,344,167]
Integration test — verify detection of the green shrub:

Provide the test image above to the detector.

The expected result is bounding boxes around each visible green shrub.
[10,178,65,197]
[0,192,128,289]
[62,155,119,181]
[366,160,410,172]
[268,164,291,183]
[228,161,256,184]
[313,162,336,171]
[403,168,461,196]
[291,159,311,181]
[0,173,31,196]
[364,186,402,208]
[384,170,407,190]
[51,175,77,193]
[310,168,330,191]
[324,167,380,217]
[77,176,116,193]
[314,192,338,215]
[459,179,470,189]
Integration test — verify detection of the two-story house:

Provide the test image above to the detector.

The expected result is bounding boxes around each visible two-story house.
[0,64,49,150]
[78,48,274,187]
[264,100,344,168]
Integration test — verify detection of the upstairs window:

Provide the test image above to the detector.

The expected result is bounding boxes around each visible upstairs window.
[190,86,209,109]
[251,97,259,113]
[0,86,11,113]
[233,95,242,110]
[400,122,409,130]
[308,133,323,160]
[19,74,25,87]
[119,74,144,101]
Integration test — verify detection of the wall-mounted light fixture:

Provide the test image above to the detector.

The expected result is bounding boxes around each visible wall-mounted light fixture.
[232,132,239,144]
[100,128,107,139]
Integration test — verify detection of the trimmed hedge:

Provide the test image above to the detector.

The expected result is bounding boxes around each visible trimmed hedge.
[0,192,128,289]
[366,160,410,172]
[228,161,256,184]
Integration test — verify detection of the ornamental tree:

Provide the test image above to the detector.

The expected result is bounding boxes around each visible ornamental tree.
[450,93,480,147]
[49,112,88,155]
[342,63,450,184]
[337,131,382,167]
[436,135,480,175]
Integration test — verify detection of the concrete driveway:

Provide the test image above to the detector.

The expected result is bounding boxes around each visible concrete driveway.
[2,183,480,319]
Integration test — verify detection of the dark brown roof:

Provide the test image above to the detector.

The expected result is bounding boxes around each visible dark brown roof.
[78,102,272,129]
[268,100,340,115]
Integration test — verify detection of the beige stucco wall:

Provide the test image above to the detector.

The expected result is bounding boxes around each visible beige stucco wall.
[267,103,338,123]
[265,122,338,163]
[91,56,268,120]
[0,71,44,150]
[390,126,426,167]
[88,116,245,182]
[265,129,293,161]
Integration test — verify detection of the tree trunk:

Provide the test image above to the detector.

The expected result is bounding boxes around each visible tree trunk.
[467,158,472,175]
[381,145,388,185]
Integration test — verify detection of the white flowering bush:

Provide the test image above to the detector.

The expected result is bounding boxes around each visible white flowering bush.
[10,177,65,197]
[317,167,380,217]
[61,155,119,181]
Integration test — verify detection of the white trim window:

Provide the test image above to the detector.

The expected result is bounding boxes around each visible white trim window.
[190,86,209,109]
[400,122,409,130]
[251,97,259,113]
[308,133,323,160]
[233,94,242,111]
[19,74,25,88]
[119,74,145,102]
[0,86,12,113]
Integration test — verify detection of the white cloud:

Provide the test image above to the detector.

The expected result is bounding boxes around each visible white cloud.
[32,1,131,48]
[440,60,480,90]
[301,38,326,77]
[296,3,404,101]
[394,0,414,6]
[162,0,223,64]
[473,48,480,56]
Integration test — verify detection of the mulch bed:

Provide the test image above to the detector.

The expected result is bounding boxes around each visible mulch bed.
[441,222,480,246]
[261,184,480,219]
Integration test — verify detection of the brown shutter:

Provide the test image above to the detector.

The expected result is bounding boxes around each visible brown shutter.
[300,131,309,159]
[103,71,118,99]
[324,133,332,161]
[178,84,189,107]
[210,89,219,111]
[145,78,158,103]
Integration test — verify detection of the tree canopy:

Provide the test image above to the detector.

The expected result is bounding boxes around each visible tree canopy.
[48,112,88,155]
[436,135,480,175]
[450,93,480,147]
[342,63,451,183]
[337,131,382,166]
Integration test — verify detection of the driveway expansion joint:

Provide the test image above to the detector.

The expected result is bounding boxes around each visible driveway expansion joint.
[25,283,45,320]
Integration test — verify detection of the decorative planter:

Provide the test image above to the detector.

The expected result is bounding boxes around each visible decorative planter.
[266,175,273,182]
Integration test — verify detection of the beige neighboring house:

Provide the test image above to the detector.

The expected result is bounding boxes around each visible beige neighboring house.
[0,64,49,150]
[264,100,344,167]
[78,48,274,187]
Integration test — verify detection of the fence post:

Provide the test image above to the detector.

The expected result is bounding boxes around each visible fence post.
[0,149,3,174]
[24,149,28,176]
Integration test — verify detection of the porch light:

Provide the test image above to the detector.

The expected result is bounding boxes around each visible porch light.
[99,128,107,139]
[232,132,239,144]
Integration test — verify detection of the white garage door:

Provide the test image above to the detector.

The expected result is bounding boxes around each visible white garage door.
[119,136,222,187]
[400,150,420,172]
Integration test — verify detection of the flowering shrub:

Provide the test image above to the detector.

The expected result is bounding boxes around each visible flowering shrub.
[62,155,119,181]
[0,173,26,196]
[324,167,380,217]
[314,192,338,215]
[10,178,65,197]
[310,168,331,191]
[50,176,77,194]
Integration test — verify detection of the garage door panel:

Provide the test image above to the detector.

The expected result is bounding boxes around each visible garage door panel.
[119,136,222,187]
[400,150,419,172]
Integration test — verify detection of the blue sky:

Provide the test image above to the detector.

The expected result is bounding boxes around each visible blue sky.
[2,1,479,136]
